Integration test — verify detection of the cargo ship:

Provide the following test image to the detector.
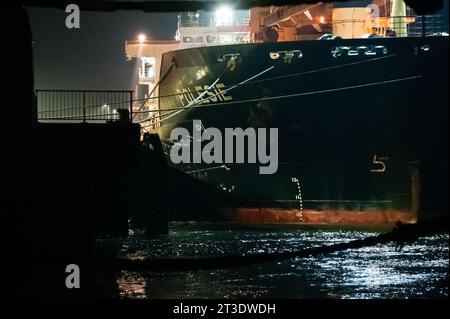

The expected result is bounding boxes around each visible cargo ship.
[126,0,449,225]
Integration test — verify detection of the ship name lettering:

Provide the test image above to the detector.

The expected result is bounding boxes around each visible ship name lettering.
[176,82,233,107]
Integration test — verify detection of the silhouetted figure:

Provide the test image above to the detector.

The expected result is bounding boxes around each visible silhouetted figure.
[385,28,397,37]
[116,108,130,123]
[262,27,279,43]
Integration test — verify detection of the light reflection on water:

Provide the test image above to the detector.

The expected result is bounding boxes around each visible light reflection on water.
[116,271,147,299]
[96,224,448,299]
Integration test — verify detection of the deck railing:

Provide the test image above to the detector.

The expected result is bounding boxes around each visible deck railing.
[36,89,134,123]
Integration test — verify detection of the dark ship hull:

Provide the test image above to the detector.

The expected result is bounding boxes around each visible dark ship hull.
[156,36,448,225]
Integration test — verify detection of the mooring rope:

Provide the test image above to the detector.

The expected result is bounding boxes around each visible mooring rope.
[133,54,397,105]
[37,216,448,272]
[135,74,422,125]
[158,65,276,123]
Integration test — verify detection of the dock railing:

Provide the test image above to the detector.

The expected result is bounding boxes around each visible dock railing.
[36,89,134,123]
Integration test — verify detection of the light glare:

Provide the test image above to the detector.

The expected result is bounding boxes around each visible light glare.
[138,33,146,42]
[215,6,233,26]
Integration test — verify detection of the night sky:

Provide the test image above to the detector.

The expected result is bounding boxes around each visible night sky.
[26,7,178,91]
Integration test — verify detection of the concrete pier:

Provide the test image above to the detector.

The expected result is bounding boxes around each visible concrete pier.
[32,122,168,256]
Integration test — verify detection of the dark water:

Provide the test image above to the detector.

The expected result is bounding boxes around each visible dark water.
[82,223,449,299]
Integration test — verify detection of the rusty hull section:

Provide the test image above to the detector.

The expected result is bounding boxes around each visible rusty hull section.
[222,207,417,225]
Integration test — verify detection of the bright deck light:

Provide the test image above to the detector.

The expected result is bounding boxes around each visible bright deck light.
[215,6,233,26]
[137,33,146,42]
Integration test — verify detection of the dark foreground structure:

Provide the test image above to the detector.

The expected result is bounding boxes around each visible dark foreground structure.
[9,0,447,299]
[24,0,449,247]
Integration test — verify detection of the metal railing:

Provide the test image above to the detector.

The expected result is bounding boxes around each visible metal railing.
[331,15,446,38]
[406,15,446,37]
[179,12,250,28]
[36,89,134,123]
[179,19,249,28]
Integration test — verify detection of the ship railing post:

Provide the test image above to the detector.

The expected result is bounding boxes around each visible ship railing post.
[129,91,133,122]
[82,91,86,123]
[421,15,426,37]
